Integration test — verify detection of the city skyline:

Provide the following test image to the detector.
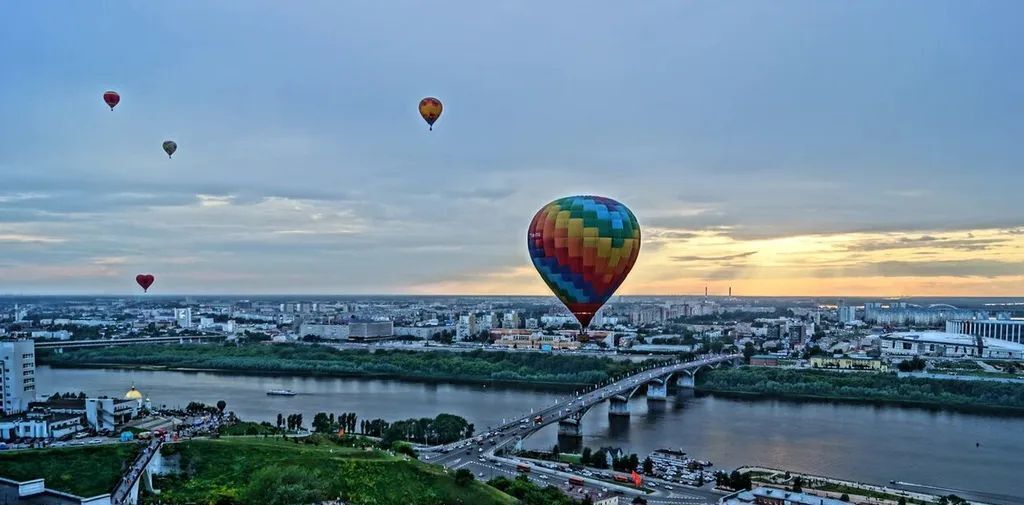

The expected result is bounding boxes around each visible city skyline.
[2,2,1023,296]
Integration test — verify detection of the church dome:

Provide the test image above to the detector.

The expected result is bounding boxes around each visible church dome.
[125,385,143,400]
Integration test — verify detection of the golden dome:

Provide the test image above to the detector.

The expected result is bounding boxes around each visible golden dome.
[125,385,143,400]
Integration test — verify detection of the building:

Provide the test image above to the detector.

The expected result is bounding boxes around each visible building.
[502,311,521,329]
[347,321,393,341]
[174,308,193,328]
[525,318,538,329]
[299,323,350,340]
[838,304,857,323]
[863,302,978,326]
[721,486,848,505]
[85,396,142,432]
[810,355,888,371]
[946,319,1024,345]
[0,411,82,440]
[491,330,581,351]
[455,314,477,340]
[30,330,72,340]
[0,340,36,415]
[393,326,452,340]
[749,355,780,367]
[880,331,1024,360]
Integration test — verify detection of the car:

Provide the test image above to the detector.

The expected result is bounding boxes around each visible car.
[88,439,103,445]
[478,472,485,477]
[539,475,549,480]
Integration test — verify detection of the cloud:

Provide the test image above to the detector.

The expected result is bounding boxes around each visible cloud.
[842,235,1009,252]
[0,233,65,244]
[672,251,758,262]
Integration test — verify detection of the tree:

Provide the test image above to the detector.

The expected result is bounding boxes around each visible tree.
[276,413,283,430]
[239,466,325,505]
[581,447,592,466]
[840,494,850,502]
[454,468,475,486]
[216,400,227,414]
[742,342,756,362]
[791,476,802,492]
[898,498,907,505]
[551,444,560,458]
[642,457,653,474]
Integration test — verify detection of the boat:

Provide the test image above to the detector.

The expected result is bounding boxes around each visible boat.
[266,389,296,396]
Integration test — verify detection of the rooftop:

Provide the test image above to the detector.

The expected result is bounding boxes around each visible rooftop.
[882,331,1024,351]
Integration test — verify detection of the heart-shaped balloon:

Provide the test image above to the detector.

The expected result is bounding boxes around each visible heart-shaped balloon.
[528,195,641,330]
[136,274,155,293]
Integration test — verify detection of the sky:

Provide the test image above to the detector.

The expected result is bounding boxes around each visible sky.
[1,1,1023,296]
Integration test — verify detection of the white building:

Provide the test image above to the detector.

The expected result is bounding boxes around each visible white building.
[525,318,538,329]
[0,340,36,415]
[30,330,72,340]
[299,323,350,340]
[722,487,848,505]
[0,412,82,440]
[946,319,1024,345]
[198,317,215,329]
[838,305,857,323]
[455,314,477,340]
[880,331,1024,360]
[502,312,521,329]
[174,308,193,328]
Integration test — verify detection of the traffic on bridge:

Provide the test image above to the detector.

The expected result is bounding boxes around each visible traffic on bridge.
[419,353,740,505]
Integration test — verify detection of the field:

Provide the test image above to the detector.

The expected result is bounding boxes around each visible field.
[150,436,516,505]
[0,443,140,497]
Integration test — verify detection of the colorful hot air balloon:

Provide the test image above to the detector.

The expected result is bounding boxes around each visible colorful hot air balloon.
[418,97,443,130]
[103,91,120,111]
[162,141,177,158]
[136,274,155,293]
[528,195,641,331]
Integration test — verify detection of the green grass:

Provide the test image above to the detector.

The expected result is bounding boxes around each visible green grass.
[814,482,930,504]
[558,453,582,464]
[0,443,140,497]
[150,437,516,505]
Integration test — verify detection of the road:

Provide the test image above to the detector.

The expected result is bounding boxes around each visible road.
[112,437,164,505]
[419,354,738,504]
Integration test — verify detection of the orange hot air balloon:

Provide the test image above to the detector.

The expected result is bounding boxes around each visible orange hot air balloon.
[418,97,443,130]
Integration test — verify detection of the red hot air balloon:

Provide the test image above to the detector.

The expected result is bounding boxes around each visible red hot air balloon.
[136,274,155,292]
[103,91,120,111]
[528,196,641,331]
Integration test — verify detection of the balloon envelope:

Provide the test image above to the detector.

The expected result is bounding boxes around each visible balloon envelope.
[418,97,442,130]
[103,91,120,110]
[162,141,177,158]
[136,274,155,292]
[528,195,641,330]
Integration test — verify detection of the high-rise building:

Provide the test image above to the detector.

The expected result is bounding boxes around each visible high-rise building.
[174,308,193,328]
[456,314,477,340]
[838,304,857,323]
[502,311,521,329]
[0,340,36,415]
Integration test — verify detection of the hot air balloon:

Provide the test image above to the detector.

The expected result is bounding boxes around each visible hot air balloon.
[418,97,443,130]
[136,274,155,293]
[162,141,177,158]
[528,195,641,332]
[103,91,120,111]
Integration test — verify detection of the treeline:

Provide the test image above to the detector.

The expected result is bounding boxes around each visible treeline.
[40,344,649,385]
[698,367,1024,412]
[360,413,473,446]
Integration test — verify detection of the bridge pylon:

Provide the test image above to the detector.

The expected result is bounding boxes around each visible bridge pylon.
[608,395,630,417]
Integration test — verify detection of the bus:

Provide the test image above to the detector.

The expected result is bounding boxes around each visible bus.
[516,464,531,473]
[568,476,585,487]
[612,473,630,483]
[533,415,543,425]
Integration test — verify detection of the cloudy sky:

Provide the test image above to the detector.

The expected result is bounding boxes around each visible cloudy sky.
[1,1,1022,296]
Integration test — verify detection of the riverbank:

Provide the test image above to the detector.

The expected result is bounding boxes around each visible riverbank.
[38,343,652,389]
[696,367,1024,415]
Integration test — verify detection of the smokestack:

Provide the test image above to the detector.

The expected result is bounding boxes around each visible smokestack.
[729,286,732,297]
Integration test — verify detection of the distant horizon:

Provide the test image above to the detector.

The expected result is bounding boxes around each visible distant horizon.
[2,293,1023,301]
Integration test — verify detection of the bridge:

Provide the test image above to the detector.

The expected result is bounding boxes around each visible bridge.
[34,334,227,350]
[421,353,741,504]
[112,437,165,505]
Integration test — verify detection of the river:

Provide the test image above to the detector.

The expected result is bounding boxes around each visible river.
[35,366,1024,503]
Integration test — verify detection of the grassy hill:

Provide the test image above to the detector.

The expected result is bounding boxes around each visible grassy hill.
[151,436,515,505]
[0,443,140,497]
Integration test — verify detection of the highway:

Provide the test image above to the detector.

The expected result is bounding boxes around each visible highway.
[419,354,739,504]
